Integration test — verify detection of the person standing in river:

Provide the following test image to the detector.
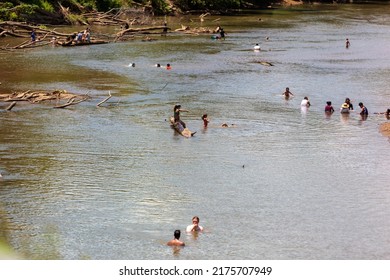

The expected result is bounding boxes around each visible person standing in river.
[31,29,36,42]
[283,87,294,99]
[358,102,368,115]
[301,96,311,107]
[173,104,188,128]
[162,22,169,36]
[346,38,351,49]
[186,216,204,232]
[345,98,354,110]
[202,114,209,128]
[325,101,335,114]
[219,28,226,40]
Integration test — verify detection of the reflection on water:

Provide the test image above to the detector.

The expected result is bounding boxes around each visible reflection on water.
[1,4,390,260]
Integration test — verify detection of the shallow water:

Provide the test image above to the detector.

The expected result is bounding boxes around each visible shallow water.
[1,4,390,260]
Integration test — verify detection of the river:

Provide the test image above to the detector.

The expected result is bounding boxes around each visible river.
[0,4,390,260]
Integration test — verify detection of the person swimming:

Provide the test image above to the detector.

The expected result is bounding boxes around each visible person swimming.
[167,230,185,246]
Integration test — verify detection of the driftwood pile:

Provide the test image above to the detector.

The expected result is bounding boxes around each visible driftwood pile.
[0,21,78,50]
[82,8,155,26]
[0,9,222,49]
[0,90,89,110]
[0,11,220,111]
[0,90,116,111]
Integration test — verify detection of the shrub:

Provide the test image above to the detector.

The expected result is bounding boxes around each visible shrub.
[95,0,122,11]
[40,0,55,13]
[151,0,171,15]
[173,0,240,11]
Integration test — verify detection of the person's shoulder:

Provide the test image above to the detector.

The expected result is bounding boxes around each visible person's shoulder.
[167,240,185,246]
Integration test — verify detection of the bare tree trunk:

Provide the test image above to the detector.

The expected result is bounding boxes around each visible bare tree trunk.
[6,101,17,111]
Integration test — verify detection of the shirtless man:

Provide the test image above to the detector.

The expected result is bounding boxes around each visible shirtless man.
[283,87,294,99]
[167,230,185,246]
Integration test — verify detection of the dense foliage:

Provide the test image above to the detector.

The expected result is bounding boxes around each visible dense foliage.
[0,0,270,22]
[1,0,390,23]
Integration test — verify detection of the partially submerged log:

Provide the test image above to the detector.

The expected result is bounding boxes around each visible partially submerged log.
[6,101,17,111]
[96,92,112,107]
[54,96,89,108]
[174,25,213,35]
[1,90,75,103]
[1,10,217,50]
[0,21,73,38]
[115,25,168,40]
[1,90,88,111]
[58,39,109,47]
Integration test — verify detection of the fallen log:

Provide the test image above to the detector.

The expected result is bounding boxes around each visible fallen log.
[1,90,78,104]
[6,101,17,111]
[96,92,112,107]
[115,26,167,39]
[54,96,89,109]
[58,39,109,47]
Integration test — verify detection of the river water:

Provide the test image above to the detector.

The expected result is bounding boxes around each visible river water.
[1,4,390,260]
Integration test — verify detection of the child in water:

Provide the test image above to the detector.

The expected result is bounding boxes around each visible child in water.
[202,114,209,127]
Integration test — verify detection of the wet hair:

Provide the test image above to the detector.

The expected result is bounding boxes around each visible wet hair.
[359,102,363,107]
[174,230,181,239]
[304,96,308,100]
[174,104,181,111]
[326,101,332,106]
[345,98,350,103]
[202,114,207,120]
[192,216,200,222]
[386,109,390,115]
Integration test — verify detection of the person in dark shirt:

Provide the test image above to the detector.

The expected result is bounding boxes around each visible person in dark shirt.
[358,102,368,115]
[202,114,209,128]
[31,29,36,42]
[345,98,354,110]
[173,104,188,128]
[325,101,335,113]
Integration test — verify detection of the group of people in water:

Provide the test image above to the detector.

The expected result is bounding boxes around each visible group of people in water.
[167,216,204,246]
[156,63,171,70]
[282,87,377,118]
[174,89,388,133]
[128,63,172,69]
[173,104,235,130]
